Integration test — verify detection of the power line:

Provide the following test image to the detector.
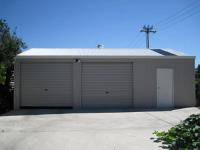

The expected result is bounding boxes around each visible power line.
[127,32,141,47]
[132,33,144,47]
[159,9,200,32]
[136,34,146,48]
[157,5,200,30]
[155,0,200,28]
[128,0,200,48]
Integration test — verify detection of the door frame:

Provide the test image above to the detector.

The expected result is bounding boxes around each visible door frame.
[156,68,174,108]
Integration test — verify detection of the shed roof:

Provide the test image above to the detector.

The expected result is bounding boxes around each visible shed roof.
[16,48,194,59]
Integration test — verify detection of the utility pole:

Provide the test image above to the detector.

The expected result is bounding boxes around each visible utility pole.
[140,25,156,48]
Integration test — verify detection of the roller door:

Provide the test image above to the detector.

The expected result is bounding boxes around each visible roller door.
[20,63,73,107]
[81,62,133,108]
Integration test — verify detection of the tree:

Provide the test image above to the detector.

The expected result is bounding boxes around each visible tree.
[197,64,200,74]
[0,19,26,87]
[0,19,26,112]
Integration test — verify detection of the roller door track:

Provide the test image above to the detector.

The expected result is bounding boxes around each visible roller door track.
[81,62,133,108]
[20,63,73,107]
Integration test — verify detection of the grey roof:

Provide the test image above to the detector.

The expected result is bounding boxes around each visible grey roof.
[16,48,194,59]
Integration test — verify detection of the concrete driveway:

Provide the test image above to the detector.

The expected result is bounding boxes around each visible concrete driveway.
[0,107,199,150]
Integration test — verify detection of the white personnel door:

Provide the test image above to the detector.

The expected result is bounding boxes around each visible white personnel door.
[157,68,174,108]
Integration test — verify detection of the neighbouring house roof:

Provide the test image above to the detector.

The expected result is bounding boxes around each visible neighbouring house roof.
[16,48,194,59]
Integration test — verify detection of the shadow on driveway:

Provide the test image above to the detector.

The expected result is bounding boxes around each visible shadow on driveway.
[0,107,188,116]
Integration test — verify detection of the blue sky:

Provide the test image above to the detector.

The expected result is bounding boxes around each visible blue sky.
[1,0,200,65]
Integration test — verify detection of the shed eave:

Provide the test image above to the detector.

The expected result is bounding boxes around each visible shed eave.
[15,55,195,60]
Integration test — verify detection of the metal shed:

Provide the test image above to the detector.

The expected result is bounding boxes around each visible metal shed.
[14,48,196,109]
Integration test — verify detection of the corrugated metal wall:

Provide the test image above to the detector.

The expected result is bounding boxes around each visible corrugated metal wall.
[14,58,195,109]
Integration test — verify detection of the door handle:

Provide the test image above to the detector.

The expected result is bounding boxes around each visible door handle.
[44,88,48,91]
[105,91,110,94]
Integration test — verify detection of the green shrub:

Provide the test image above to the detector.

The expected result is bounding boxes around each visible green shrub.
[196,73,200,82]
[152,114,200,150]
